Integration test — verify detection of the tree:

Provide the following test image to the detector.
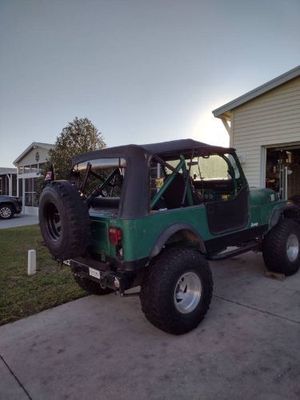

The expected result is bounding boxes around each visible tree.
[49,117,105,179]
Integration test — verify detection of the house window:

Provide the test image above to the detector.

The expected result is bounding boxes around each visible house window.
[24,178,38,206]
[30,164,38,173]
[12,175,17,196]
[19,179,23,198]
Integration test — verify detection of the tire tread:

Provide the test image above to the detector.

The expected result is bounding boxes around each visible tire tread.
[263,219,300,276]
[140,247,213,334]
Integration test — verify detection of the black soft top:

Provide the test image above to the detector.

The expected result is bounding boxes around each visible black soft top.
[72,139,234,166]
[141,139,233,157]
[72,139,235,219]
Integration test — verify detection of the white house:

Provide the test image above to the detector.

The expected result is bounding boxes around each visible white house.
[13,142,54,215]
[213,66,300,200]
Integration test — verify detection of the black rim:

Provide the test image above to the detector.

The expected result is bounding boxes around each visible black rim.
[45,203,62,240]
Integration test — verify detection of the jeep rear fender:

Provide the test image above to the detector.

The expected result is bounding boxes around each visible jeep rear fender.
[150,224,206,258]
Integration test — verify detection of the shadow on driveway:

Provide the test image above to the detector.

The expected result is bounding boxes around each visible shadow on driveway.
[0,252,299,400]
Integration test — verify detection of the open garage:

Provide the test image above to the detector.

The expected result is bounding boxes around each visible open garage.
[213,66,300,200]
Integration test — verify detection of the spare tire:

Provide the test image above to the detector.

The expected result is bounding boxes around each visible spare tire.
[39,181,90,260]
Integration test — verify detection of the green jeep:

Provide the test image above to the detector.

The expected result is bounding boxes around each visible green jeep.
[39,139,300,334]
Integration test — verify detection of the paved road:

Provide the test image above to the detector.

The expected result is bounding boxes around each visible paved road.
[0,252,299,400]
[0,214,38,229]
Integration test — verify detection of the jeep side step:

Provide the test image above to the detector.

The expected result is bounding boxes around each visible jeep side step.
[208,241,259,261]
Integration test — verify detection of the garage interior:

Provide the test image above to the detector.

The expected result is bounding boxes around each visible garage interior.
[266,145,300,201]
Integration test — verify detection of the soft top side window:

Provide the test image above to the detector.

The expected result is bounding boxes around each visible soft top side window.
[149,152,245,212]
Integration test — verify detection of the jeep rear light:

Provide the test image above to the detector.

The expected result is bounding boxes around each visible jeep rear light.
[109,227,122,246]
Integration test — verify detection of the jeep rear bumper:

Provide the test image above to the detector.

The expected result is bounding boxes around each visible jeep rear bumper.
[69,257,146,292]
[69,255,147,272]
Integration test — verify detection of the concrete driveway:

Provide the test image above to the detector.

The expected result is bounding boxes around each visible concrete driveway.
[0,252,299,400]
[0,214,38,229]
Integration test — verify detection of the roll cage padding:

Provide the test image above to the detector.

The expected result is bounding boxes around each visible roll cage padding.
[89,197,120,209]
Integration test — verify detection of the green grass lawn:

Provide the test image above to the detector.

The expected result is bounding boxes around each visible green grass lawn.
[0,225,86,325]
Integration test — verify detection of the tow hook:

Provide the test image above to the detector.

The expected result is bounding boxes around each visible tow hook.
[100,272,126,294]
[113,276,121,290]
[101,272,138,296]
[113,276,125,295]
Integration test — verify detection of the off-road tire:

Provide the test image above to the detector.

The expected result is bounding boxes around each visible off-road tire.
[140,247,213,335]
[262,219,300,276]
[39,181,90,260]
[0,204,14,219]
[73,274,113,295]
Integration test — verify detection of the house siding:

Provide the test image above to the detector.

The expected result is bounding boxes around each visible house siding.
[232,77,300,187]
[18,146,50,167]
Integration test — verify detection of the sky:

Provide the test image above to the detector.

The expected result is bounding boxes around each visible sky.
[0,0,300,168]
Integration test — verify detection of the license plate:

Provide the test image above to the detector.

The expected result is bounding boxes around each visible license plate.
[89,267,101,279]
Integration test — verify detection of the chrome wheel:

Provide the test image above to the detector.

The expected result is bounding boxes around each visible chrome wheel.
[0,206,12,219]
[286,233,299,262]
[174,272,202,314]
